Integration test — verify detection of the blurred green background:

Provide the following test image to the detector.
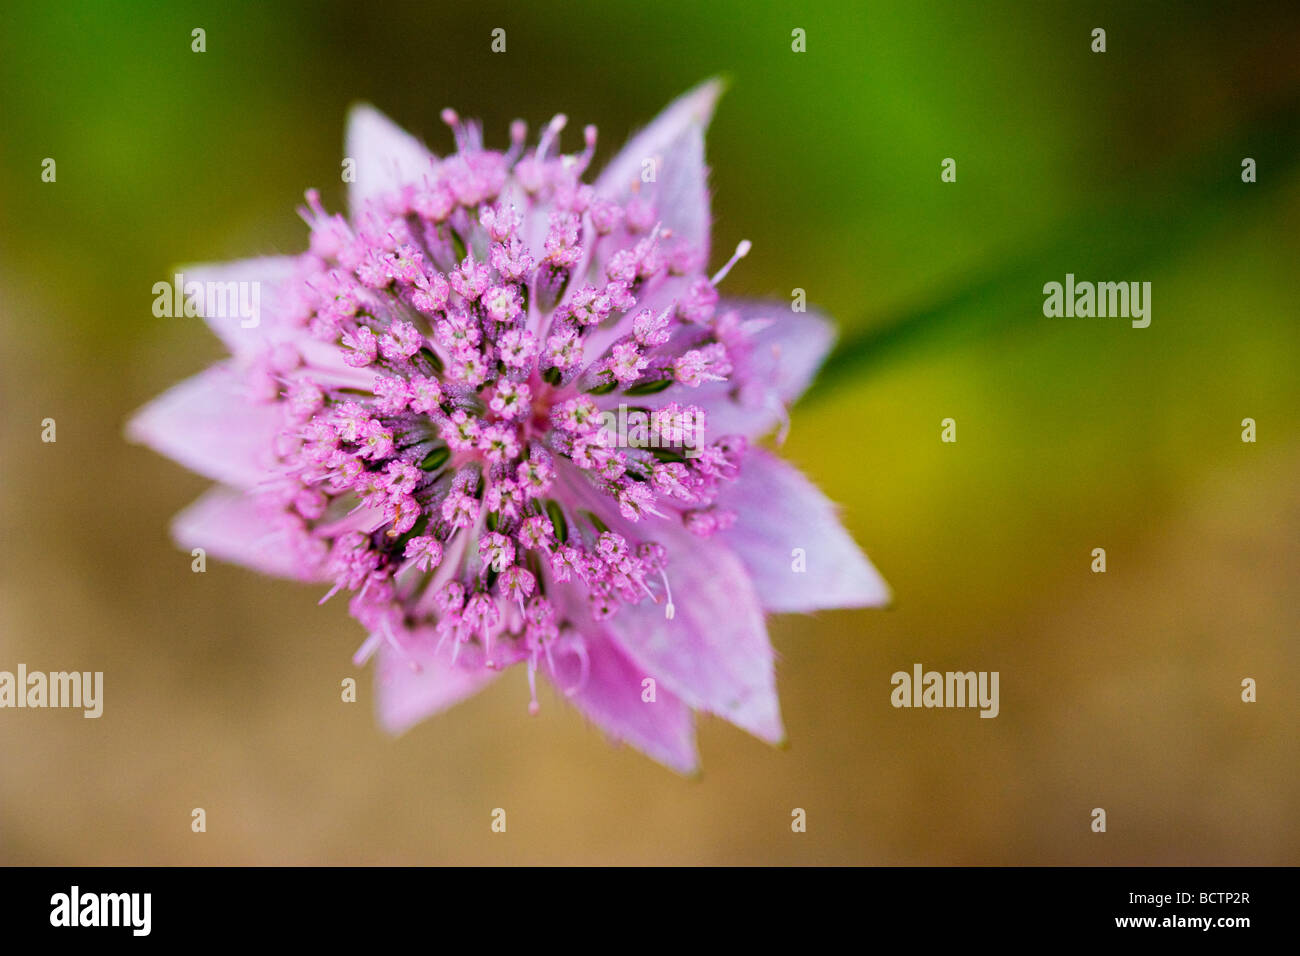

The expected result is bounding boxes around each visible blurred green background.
[1,0,1297,864]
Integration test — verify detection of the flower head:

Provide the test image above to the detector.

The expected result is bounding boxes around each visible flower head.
[127,80,889,773]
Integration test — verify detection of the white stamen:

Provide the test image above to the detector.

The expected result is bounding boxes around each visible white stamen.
[527,655,540,716]
[710,239,751,286]
[564,637,590,696]
[505,120,528,164]
[658,568,676,620]
[351,633,381,667]
[537,113,567,161]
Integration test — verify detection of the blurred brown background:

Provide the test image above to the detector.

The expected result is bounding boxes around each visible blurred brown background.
[1,0,1297,863]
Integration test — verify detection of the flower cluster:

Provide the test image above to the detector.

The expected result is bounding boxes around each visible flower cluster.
[129,81,889,772]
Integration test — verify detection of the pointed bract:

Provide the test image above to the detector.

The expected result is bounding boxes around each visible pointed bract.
[172,485,325,581]
[176,256,299,355]
[346,104,439,215]
[719,448,891,612]
[376,629,502,734]
[127,364,285,489]
[671,299,836,439]
[548,632,699,774]
[596,510,784,745]
[595,78,724,258]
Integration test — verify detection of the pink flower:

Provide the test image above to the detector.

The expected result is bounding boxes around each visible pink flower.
[126,80,889,773]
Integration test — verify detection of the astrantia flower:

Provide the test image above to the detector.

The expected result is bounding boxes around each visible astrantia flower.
[128,80,889,773]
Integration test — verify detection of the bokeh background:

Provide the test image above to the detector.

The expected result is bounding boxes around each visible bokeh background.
[1,0,1297,864]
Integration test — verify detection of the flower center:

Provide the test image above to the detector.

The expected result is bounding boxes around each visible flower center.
[253,112,755,709]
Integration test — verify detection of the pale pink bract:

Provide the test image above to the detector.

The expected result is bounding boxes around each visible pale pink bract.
[128,80,889,773]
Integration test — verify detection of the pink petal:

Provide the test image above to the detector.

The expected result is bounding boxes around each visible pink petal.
[175,258,377,389]
[346,104,438,216]
[573,491,784,743]
[572,80,725,359]
[547,631,699,774]
[174,255,297,356]
[718,448,890,612]
[375,629,501,734]
[126,363,284,488]
[668,298,836,439]
[171,485,322,581]
[595,78,723,256]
